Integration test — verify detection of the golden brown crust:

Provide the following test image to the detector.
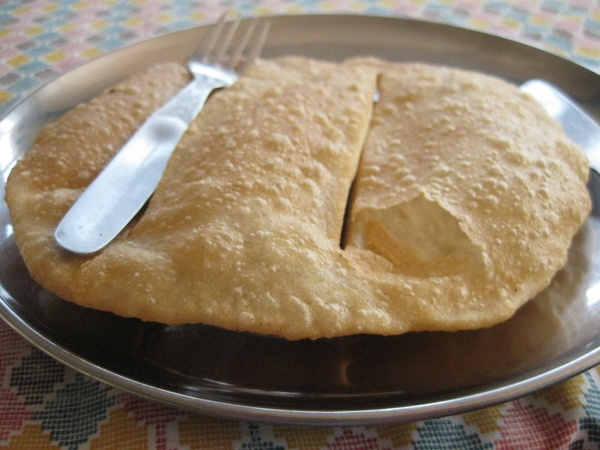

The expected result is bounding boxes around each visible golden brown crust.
[5,57,591,340]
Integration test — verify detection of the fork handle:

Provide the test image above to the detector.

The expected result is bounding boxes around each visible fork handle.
[54,77,220,254]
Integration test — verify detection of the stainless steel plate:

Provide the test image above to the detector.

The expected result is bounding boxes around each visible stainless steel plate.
[1,14,600,426]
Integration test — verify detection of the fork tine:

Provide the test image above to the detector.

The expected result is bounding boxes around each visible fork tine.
[196,12,228,62]
[214,18,241,65]
[237,20,270,72]
[225,19,258,70]
[194,13,269,73]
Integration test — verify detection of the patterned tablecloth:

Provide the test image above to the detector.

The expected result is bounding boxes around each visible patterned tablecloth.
[2,1,600,449]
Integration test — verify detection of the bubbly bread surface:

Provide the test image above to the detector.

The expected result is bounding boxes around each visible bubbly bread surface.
[5,57,591,339]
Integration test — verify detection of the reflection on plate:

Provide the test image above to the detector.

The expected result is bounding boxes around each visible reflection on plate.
[1,15,600,426]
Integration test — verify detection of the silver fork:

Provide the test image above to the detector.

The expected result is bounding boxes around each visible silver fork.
[55,14,269,255]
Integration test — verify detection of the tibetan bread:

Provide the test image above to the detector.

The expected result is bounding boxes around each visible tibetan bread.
[5,57,591,340]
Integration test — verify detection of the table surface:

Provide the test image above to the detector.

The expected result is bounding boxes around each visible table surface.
[2,1,600,449]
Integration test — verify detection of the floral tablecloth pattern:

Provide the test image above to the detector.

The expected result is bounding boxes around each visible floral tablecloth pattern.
[2,1,600,448]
